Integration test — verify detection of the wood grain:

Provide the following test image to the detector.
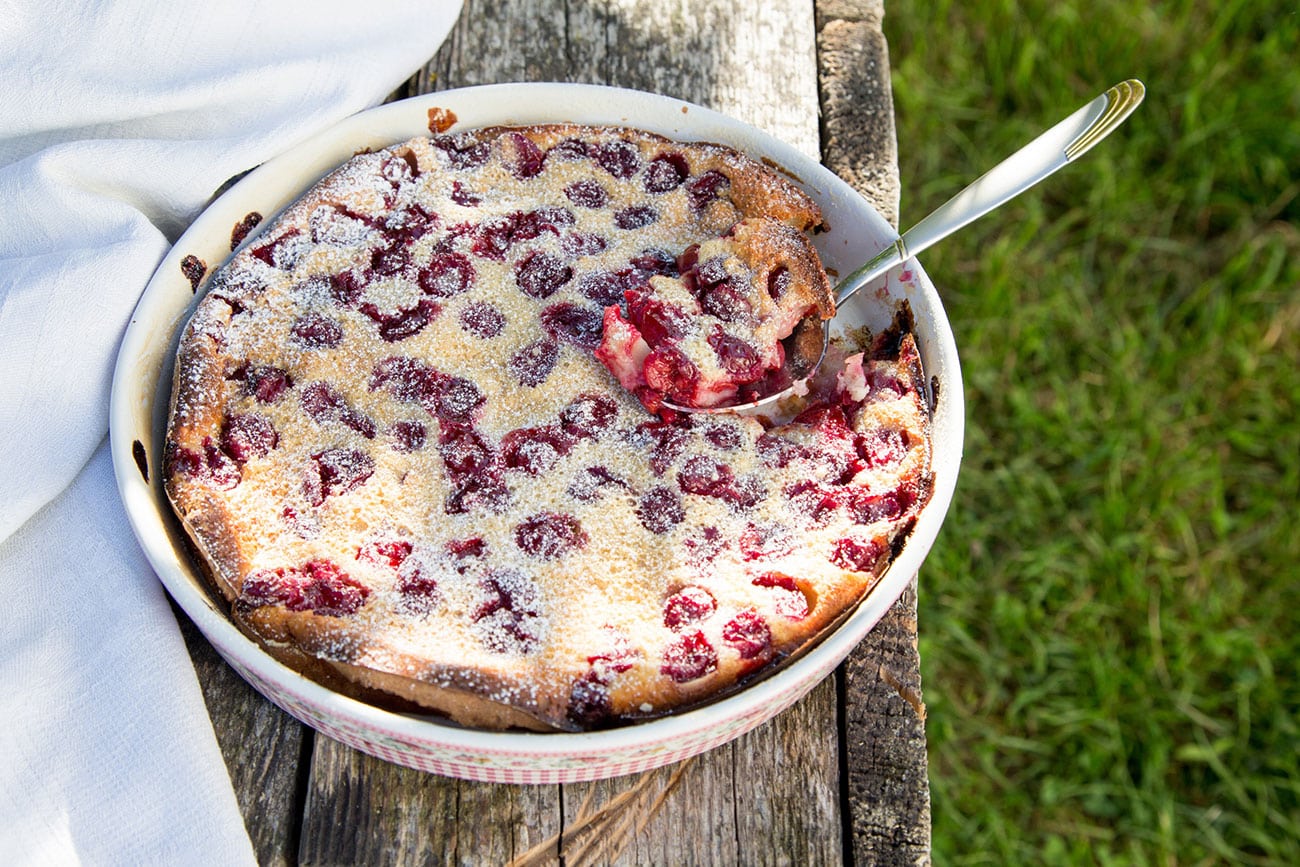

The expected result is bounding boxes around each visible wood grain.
[190,1,931,864]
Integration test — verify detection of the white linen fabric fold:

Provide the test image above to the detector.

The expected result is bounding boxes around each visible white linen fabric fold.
[0,2,462,862]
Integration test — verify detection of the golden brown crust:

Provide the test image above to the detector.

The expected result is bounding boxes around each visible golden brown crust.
[164,124,931,731]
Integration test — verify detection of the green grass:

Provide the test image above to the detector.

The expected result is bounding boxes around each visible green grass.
[882,1,1300,863]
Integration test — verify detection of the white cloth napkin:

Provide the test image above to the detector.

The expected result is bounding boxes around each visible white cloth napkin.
[0,2,462,862]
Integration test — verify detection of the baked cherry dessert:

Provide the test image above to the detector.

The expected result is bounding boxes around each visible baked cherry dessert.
[165,123,933,731]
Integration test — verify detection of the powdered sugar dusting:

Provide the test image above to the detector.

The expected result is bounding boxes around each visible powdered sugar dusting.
[164,124,933,731]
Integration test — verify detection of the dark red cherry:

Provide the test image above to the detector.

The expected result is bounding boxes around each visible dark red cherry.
[638,486,684,534]
[515,250,573,299]
[360,298,441,342]
[559,393,618,439]
[501,426,574,475]
[643,346,701,403]
[507,131,545,179]
[290,314,343,349]
[437,425,494,480]
[660,630,717,682]
[431,133,491,169]
[577,270,628,307]
[235,364,293,404]
[514,512,587,560]
[614,205,657,230]
[677,455,734,497]
[299,381,376,438]
[509,338,559,387]
[389,420,426,452]
[708,330,765,381]
[419,252,475,297]
[686,170,729,210]
[663,586,717,630]
[565,180,608,208]
[219,413,277,464]
[459,301,505,338]
[721,610,771,660]
[540,302,604,348]
[644,152,688,193]
[561,231,609,258]
[594,139,642,178]
[306,448,375,505]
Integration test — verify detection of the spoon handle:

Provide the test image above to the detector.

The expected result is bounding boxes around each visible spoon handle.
[834,79,1145,307]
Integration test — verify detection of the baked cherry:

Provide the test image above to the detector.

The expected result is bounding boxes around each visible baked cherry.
[290,314,344,349]
[856,427,909,468]
[721,610,771,660]
[250,229,306,270]
[431,133,491,169]
[472,568,540,654]
[577,270,629,307]
[306,448,375,505]
[509,338,559,387]
[708,330,764,381]
[644,152,688,193]
[300,381,376,438]
[663,586,717,630]
[515,250,573,299]
[686,170,729,210]
[638,486,684,534]
[233,364,293,404]
[540,302,604,348]
[830,535,887,572]
[438,426,495,483]
[502,426,574,475]
[450,181,481,206]
[567,672,614,726]
[660,630,717,683]
[459,301,505,338]
[219,413,277,464]
[360,298,441,342]
[369,238,411,276]
[419,252,476,297]
[389,419,427,452]
[559,393,618,439]
[396,562,442,615]
[564,180,608,209]
[431,375,486,424]
[329,270,365,307]
[593,139,642,178]
[241,559,370,617]
[507,131,545,179]
[702,422,743,451]
[514,512,587,559]
[677,455,733,497]
[614,205,657,230]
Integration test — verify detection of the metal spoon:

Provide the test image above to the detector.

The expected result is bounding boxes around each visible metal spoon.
[670,79,1146,415]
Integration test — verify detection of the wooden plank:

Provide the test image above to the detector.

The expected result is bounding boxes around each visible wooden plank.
[176,608,305,867]
[297,738,558,865]
[816,4,933,863]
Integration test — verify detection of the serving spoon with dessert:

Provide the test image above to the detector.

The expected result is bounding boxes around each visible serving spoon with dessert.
[607,79,1145,416]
